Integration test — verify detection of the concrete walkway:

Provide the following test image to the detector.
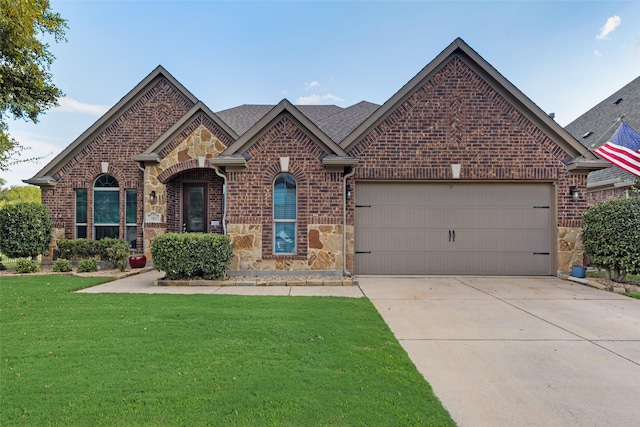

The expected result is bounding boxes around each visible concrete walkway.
[358,276,640,427]
[76,270,365,297]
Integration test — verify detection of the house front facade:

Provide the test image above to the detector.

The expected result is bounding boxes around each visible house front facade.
[26,39,607,276]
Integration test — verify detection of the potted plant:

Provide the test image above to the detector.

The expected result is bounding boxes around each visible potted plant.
[128,254,147,268]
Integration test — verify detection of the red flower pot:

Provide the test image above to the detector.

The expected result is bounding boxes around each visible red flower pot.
[129,255,147,269]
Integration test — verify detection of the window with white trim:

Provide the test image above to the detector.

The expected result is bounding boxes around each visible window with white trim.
[273,174,296,254]
[93,175,120,239]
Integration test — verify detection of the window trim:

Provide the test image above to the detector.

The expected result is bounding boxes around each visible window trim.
[93,174,120,240]
[273,173,297,255]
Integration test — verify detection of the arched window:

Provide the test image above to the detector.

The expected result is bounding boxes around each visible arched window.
[273,174,296,254]
[93,175,120,239]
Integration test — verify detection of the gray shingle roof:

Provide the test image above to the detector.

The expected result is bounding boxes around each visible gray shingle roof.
[215,102,380,143]
[565,75,640,186]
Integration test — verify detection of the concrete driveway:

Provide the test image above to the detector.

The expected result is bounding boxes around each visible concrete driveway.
[358,276,640,427]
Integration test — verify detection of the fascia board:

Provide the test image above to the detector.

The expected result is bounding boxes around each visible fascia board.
[566,159,612,172]
[30,66,198,180]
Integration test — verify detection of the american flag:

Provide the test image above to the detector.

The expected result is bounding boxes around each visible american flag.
[594,122,640,178]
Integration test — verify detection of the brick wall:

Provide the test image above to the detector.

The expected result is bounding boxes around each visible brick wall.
[41,77,195,247]
[348,55,585,227]
[226,115,345,262]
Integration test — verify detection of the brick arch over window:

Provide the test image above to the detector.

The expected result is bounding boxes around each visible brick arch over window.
[158,160,219,184]
[83,164,128,187]
[261,164,309,259]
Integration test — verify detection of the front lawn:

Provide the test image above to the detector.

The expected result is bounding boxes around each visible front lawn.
[0,275,454,426]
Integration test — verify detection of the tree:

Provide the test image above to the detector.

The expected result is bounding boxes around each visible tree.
[0,202,52,258]
[582,198,640,282]
[0,0,67,171]
[0,178,41,206]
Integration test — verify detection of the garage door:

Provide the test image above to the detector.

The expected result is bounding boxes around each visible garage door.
[354,183,553,275]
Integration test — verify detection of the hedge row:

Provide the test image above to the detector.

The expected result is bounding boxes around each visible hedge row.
[57,238,130,271]
[151,233,234,280]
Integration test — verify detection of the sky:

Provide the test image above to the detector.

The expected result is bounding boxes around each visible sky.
[3,0,640,187]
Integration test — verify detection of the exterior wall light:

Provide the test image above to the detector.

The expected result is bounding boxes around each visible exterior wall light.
[346,184,352,199]
[569,186,580,201]
[150,190,157,203]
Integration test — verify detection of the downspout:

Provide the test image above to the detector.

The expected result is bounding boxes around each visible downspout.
[343,167,356,277]
[212,166,227,235]
[136,163,146,253]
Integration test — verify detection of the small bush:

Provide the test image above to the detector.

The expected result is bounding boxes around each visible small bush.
[582,198,640,282]
[58,238,130,270]
[52,258,73,273]
[151,233,234,280]
[57,239,97,260]
[77,258,98,273]
[96,238,130,271]
[0,261,6,271]
[15,258,40,274]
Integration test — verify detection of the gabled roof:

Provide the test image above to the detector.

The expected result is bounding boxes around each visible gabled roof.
[214,103,377,143]
[132,101,239,163]
[565,76,640,186]
[220,99,351,159]
[314,101,380,143]
[339,37,601,166]
[25,66,199,186]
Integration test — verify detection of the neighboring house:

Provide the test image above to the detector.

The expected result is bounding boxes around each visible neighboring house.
[26,38,607,276]
[565,76,640,205]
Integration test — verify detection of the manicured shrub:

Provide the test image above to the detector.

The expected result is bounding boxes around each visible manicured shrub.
[57,239,97,260]
[151,233,234,280]
[15,258,39,274]
[0,261,6,270]
[95,238,130,271]
[52,258,73,273]
[77,257,98,273]
[57,238,130,270]
[582,198,640,282]
[0,203,52,258]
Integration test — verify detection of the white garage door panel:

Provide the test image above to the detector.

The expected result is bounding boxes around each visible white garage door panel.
[355,183,553,275]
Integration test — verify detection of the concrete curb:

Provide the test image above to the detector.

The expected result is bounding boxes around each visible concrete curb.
[559,273,627,294]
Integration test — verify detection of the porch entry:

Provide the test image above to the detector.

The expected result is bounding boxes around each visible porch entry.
[182,183,207,232]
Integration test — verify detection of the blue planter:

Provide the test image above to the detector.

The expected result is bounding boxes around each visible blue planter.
[571,266,586,278]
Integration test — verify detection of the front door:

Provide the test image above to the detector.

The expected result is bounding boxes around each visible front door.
[182,183,207,232]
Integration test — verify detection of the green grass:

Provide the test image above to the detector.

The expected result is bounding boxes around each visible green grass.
[625,292,640,299]
[586,270,640,284]
[0,275,454,426]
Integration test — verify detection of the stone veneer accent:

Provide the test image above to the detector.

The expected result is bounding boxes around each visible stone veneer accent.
[142,125,226,257]
[227,223,352,273]
[558,227,584,272]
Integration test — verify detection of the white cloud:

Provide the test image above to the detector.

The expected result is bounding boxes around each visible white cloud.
[594,50,602,57]
[596,15,621,40]
[295,93,345,105]
[304,81,320,90]
[57,97,110,116]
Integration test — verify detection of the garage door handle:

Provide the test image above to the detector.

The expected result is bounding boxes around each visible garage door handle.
[452,230,455,242]
[448,230,452,242]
